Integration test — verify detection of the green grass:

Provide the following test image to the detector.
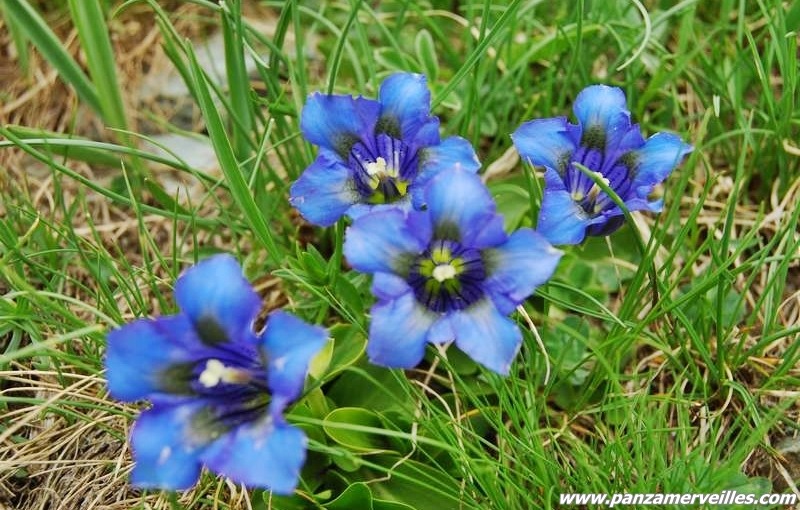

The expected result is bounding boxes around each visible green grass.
[1,0,799,509]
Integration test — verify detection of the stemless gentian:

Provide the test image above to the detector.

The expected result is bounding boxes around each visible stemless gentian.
[512,84,692,245]
[290,72,480,226]
[343,168,562,375]
[105,254,327,494]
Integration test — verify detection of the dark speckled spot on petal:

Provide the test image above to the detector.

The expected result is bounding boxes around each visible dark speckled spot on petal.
[157,362,197,395]
[433,220,461,242]
[581,125,606,150]
[556,152,571,175]
[375,115,402,139]
[618,151,640,172]
[334,133,361,159]
[195,315,229,346]
[187,406,232,446]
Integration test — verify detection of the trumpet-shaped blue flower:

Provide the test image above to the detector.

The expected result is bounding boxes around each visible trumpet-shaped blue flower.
[290,72,480,226]
[105,254,327,494]
[344,168,562,375]
[512,85,692,245]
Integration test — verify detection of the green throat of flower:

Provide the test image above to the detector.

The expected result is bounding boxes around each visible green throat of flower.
[417,244,467,296]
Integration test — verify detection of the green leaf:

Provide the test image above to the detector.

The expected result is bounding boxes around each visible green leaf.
[374,48,414,71]
[544,315,591,386]
[328,364,411,413]
[326,482,373,510]
[369,459,462,509]
[333,273,364,318]
[308,339,335,381]
[414,29,438,81]
[324,324,367,380]
[323,407,389,452]
[488,182,531,231]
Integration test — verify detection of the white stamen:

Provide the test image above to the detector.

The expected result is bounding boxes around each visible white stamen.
[198,359,247,387]
[586,172,611,201]
[365,157,388,176]
[432,264,457,282]
[365,156,398,179]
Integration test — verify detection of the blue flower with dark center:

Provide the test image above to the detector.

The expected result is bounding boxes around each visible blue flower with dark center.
[290,72,480,226]
[105,254,327,494]
[512,85,692,245]
[343,168,562,375]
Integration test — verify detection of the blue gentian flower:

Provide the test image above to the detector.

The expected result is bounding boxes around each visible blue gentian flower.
[343,168,562,375]
[512,84,692,245]
[290,72,480,226]
[105,254,327,494]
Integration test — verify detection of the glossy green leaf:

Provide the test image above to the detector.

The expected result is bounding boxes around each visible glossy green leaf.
[323,324,367,380]
[325,482,373,510]
[323,407,389,452]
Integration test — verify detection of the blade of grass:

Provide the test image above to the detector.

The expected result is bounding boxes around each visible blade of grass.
[220,0,255,166]
[2,0,102,114]
[0,1,31,74]
[431,0,523,109]
[67,0,129,132]
[186,46,283,266]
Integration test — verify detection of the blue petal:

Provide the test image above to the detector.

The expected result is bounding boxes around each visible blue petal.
[105,316,202,401]
[424,168,505,247]
[346,195,413,222]
[201,419,306,494]
[572,85,631,149]
[536,169,594,245]
[301,93,380,157]
[412,136,481,208]
[483,228,563,314]
[512,117,576,172]
[629,132,692,196]
[290,149,361,227]
[586,214,626,237]
[378,73,438,143]
[344,208,425,274]
[450,299,522,375]
[427,315,455,344]
[468,213,508,249]
[404,209,433,247]
[174,254,261,347]
[371,272,412,301]
[262,311,327,412]
[129,404,203,490]
[410,116,441,150]
[609,122,645,155]
[624,196,663,213]
[367,293,437,368]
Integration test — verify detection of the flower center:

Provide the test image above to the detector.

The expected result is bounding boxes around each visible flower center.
[183,357,271,445]
[566,146,634,215]
[198,359,252,387]
[432,263,457,282]
[407,240,485,313]
[365,157,395,180]
[348,133,417,205]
